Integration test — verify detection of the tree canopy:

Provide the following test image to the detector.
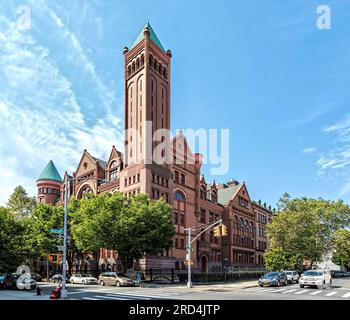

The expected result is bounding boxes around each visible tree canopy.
[6,185,36,219]
[265,195,350,270]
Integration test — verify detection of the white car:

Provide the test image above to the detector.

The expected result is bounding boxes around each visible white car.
[70,274,98,285]
[299,270,332,289]
[16,274,37,290]
[284,270,299,284]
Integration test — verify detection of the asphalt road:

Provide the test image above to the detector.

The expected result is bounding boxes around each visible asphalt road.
[2,279,350,300]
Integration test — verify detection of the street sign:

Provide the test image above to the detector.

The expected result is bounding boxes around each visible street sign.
[50,228,64,234]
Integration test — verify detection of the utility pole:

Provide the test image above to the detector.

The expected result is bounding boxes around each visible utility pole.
[187,228,192,288]
[61,173,69,299]
[185,219,226,289]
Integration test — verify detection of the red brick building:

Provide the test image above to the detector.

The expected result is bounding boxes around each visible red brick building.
[36,23,273,273]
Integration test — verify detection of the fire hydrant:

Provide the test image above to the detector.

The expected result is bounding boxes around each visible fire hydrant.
[36,284,42,296]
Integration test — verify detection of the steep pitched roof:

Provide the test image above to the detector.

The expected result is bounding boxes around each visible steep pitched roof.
[37,160,62,183]
[217,184,242,206]
[131,22,165,52]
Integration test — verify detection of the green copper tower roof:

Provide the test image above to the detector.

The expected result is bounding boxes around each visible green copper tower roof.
[131,22,165,52]
[37,160,62,183]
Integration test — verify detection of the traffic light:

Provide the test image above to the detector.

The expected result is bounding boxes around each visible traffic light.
[221,224,228,236]
[213,225,222,237]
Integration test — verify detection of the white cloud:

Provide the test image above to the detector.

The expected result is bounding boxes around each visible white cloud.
[0,6,122,205]
[317,113,350,196]
[302,147,316,154]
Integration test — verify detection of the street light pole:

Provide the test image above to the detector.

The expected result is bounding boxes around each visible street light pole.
[185,219,223,289]
[187,227,192,288]
[61,173,69,299]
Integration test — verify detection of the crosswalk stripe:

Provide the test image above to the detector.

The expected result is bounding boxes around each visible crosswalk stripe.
[341,292,350,298]
[105,294,151,300]
[325,291,337,297]
[282,289,298,294]
[309,290,323,295]
[106,292,165,299]
[294,290,309,295]
[254,288,277,293]
[269,288,287,293]
[94,295,133,300]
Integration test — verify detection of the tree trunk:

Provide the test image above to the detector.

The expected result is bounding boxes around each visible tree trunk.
[95,250,100,278]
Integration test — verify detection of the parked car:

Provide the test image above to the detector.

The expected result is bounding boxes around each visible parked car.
[99,272,134,287]
[16,274,37,290]
[51,274,70,284]
[3,274,20,289]
[258,272,288,287]
[284,270,299,284]
[0,274,6,289]
[30,273,42,282]
[70,274,98,285]
[299,270,332,289]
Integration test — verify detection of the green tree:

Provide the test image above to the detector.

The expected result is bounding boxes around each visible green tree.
[24,201,82,275]
[6,185,36,219]
[72,192,175,271]
[0,207,26,272]
[266,196,350,269]
[332,229,350,271]
[264,247,287,271]
[276,192,291,212]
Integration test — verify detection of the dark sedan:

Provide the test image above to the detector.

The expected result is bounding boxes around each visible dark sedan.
[258,272,288,287]
[51,274,70,283]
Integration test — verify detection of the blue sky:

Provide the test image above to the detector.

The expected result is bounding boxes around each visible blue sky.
[1,0,350,207]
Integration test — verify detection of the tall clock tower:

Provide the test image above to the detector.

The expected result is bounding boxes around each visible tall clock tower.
[120,22,173,201]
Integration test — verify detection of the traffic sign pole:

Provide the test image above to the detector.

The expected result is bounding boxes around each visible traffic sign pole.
[61,174,69,299]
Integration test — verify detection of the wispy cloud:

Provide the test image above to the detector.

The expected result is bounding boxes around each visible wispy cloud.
[316,113,350,196]
[302,147,316,154]
[0,3,122,205]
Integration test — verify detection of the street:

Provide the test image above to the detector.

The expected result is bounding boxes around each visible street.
[1,279,350,300]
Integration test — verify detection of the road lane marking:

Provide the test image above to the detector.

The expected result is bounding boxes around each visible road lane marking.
[94,295,133,300]
[82,297,99,300]
[325,291,337,297]
[106,292,164,299]
[105,293,151,300]
[253,288,277,293]
[282,289,298,294]
[294,290,309,295]
[341,292,350,298]
[309,290,323,295]
[269,288,287,293]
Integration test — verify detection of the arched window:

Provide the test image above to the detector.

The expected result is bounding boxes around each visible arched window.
[127,65,131,77]
[79,185,93,198]
[132,62,135,73]
[174,190,186,202]
[149,55,153,66]
[154,59,158,70]
[136,58,140,70]
[109,161,119,181]
[163,68,167,79]
[240,218,245,231]
[141,54,145,66]
[158,63,162,75]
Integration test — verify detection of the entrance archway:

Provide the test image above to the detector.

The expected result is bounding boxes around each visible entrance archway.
[200,256,207,272]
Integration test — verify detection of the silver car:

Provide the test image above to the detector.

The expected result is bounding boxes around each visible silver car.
[284,270,299,284]
[99,272,134,287]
